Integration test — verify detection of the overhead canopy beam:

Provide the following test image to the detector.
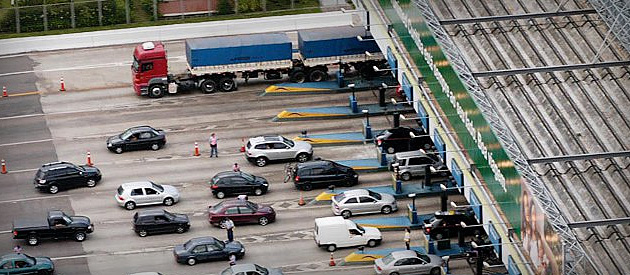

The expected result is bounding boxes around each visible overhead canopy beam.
[568,217,630,229]
[439,9,597,25]
[473,60,630,77]
[528,150,630,164]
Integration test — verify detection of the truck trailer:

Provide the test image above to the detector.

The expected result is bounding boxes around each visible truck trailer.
[132,26,385,98]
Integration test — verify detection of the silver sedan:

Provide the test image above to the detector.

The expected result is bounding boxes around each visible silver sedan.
[374,250,443,275]
[332,189,397,219]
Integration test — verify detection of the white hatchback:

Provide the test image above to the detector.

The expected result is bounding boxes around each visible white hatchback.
[115,181,180,210]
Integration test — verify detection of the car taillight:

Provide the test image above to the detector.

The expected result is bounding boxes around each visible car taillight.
[376,266,382,271]
[13,230,17,236]
[425,227,431,234]
[334,204,339,210]
[211,185,219,189]
[117,195,124,201]
[295,176,300,182]
[377,139,382,146]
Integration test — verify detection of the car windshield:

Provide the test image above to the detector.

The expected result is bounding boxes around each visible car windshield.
[255,264,269,275]
[151,182,164,192]
[355,223,365,233]
[282,136,294,147]
[117,186,124,195]
[120,129,134,140]
[220,269,234,275]
[381,253,396,265]
[333,193,346,202]
[163,210,175,220]
[183,240,193,249]
[246,201,259,210]
[240,172,254,181]
[132,57,140,72]
[368,190,381,200]
[211,201,225,211]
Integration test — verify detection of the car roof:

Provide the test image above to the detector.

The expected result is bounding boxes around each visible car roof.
[121,181,154,189]
[137,209,166,216]
[128,126,156,132]
[389,250,420,259]
[214,199,253,208]
[248,135,284,144]
[215,171,246,178]
[341,189,370,197]
[315,216,345,226]
[0,253,29,262]
[187,236,218,245]
[297,160,340,168]
[39,161,76,171]
[394,149,430,159]
[229,263,258,272]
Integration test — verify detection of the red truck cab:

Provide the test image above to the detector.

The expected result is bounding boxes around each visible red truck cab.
[132,42,168,96]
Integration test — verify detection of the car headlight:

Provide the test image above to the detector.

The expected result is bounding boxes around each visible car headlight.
[88,225,93,230]
[39,179,46,184]
[107,143,112,147]
[240,248,245,253]
[262,183,268,186]
[353,174,358,178]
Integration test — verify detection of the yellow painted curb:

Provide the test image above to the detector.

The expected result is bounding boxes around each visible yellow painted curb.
[354,223,404,229]
[351,166,378,170]
[293,137,353,144]
[315,192,335,201]
[344,252,383,263]
[265,85,331,93]
[276,110,347,119]
[4,91,41,97]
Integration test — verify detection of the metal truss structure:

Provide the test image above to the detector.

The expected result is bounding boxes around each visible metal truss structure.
[587,0,630,56]
[412,0,597,274]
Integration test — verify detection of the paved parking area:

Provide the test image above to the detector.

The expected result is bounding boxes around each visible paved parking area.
[0,42,475,274]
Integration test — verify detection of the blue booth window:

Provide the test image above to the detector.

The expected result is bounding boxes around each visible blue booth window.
[508,255,522,275]
[401,73,413,102]
[450,159,463,190]
[387,47,398,78]
[416,102,429,132]
[433,129,446,161]
[469,191,482,223]
[488,222,502,258]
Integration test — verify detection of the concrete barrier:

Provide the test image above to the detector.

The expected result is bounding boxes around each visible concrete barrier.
[0,11,353,56]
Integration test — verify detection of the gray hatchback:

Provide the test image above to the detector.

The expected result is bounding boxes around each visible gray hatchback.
[374,250,443,275]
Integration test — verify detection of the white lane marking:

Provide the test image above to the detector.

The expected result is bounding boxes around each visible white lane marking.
[0,194,69,204]
[0,113,44,121]
[0,139,52,147]
[51,245,174,260]
[0,230,12,234]
[2,168,39,174]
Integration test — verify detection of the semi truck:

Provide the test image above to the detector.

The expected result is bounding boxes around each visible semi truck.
[132,26,386,98]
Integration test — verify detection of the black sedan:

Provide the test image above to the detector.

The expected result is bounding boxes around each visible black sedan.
[133,209,190,237]
[210,171,269,199]
[375,126,434,154]
[107,126,166,154]
[174,236,245,266]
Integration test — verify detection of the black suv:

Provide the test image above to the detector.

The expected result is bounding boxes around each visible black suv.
[34,162,102,194]
[107,126,166,154]
[423,207,482,240]
[209,171,269,199]
[133,209,190,237]
[375,126,434,154]
[288,160,358,191]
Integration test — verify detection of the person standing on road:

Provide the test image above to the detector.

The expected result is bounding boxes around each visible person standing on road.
[229,254,236,266]
[233,163,240,172]
[209,133,218,157]
[404,228,411,250]
[13,245,22,254]
[224,218,235,242]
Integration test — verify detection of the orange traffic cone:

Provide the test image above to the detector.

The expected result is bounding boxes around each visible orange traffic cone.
[329,252,336,266]
[1,159,7,174]
[239,137,246,153]
[59,77,66,92]
[2,86,7,97]
[194,142,201,156]
[86,151,93,166]
[298,192,306,206]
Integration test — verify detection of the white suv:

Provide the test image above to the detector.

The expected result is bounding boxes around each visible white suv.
[245,135,313,167]
[115,181,180,210]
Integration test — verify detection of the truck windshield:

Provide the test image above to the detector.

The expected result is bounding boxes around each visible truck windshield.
[62,214,73,224]
[132,57,139,72]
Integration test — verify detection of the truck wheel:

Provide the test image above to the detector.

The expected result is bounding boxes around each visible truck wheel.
[200,79,217,94]
[148,85,165,98]
[290,71,306,83]
[326,244,336,252]
[27,235,39,246]
[74,231,86,242]
[219,77,236,92]
[308,69,327,82]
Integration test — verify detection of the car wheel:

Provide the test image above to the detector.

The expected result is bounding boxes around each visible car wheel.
[326,244,336,252]
[435,233,444,240]
[187,257,197,266]
[125,201,136,210]
[151,143,160,151]
[389,272,400,275]
[255,157,268,167]
[367,239,378,247]
[258,217,269,226]
[386,146,396,154]
[176,226,186,234]
[138,229,148,237]
[163,197,174,206]
[296,153,309,163]
[27,235,39,246]
[86,179,97,187]
[216,191,226,199]
[48,185,59,194]
[253,188,263,196]
[401,172,412,181]
[430,267,441,275]
[114,147,123,154]
[344,179,354,187]
[341,210,351,219]
[200,79,217,94]
[301,183,312,191]
[149,85,165,98]
[381,205,393,214]
[74,231,86,242]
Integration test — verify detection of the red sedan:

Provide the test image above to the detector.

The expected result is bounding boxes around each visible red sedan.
[208,199,276,227]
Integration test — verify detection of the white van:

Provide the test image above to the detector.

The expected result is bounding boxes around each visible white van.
[314,216,382,252]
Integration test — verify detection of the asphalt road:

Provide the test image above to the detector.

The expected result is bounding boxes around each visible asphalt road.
[0,42,477,275]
